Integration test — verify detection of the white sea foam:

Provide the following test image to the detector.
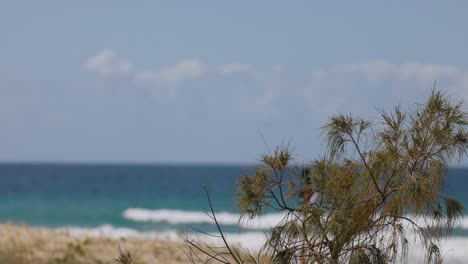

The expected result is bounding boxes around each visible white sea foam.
[404,215,468,230]
[57,224,180,240]
[123,208,468,231]
[120,208,468,262]
[56,224,468,263]
[56,224,266,249]
[122,208,285,229]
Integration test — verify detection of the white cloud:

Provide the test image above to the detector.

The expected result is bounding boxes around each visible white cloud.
[300,61,468,120]
[342,61,463,83]
[134,59,206,85]
[83,52,468,119]
[340,61,468,97]
[85,49,133,77]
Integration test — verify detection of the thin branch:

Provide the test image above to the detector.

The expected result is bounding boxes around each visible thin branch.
[203,185,242,264]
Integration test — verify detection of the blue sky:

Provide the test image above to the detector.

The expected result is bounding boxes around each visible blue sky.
[1,1,468,164]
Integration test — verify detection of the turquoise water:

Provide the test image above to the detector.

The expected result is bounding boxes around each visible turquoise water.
[0,163,467,236]
[0,164,255,233]
[2,163,468,262]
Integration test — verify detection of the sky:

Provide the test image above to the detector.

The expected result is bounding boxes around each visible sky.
[1,1,468,164]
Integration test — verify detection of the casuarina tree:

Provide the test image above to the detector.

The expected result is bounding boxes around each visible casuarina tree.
[187,89,468,264]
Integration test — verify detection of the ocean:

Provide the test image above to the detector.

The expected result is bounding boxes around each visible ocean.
[0,164,467,262]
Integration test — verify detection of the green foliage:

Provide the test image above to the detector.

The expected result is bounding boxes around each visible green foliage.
[237,89,468,263]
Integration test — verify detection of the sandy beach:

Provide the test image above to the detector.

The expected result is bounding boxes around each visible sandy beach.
[0,223,198,264]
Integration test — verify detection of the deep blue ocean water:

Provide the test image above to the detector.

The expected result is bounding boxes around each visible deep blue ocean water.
[0,164,257,233]
[0,164,467,252]
[1,164,467,227]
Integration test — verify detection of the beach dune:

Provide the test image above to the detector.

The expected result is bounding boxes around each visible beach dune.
[0,223,195,264]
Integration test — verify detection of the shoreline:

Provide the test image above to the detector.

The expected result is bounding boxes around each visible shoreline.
[2,222,468,263]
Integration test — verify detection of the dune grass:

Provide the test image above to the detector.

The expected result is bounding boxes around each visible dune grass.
[0,223,192,264]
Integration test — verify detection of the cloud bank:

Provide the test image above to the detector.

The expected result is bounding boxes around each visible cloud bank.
[84,50,468,124]
[3,50,468,163]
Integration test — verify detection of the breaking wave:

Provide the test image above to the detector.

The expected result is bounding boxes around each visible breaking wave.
[122,208,285,229]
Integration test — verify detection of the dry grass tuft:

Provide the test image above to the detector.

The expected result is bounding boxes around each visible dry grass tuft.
[0,223,196,264]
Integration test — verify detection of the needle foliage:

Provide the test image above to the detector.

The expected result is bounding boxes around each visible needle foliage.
[237,89,468,263]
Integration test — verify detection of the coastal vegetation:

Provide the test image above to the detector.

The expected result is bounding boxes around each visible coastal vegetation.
[1,89,466,264]
[0,223,190,264]
[187,89,468,263]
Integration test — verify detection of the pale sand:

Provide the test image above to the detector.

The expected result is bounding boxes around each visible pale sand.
[0,223,199,264]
